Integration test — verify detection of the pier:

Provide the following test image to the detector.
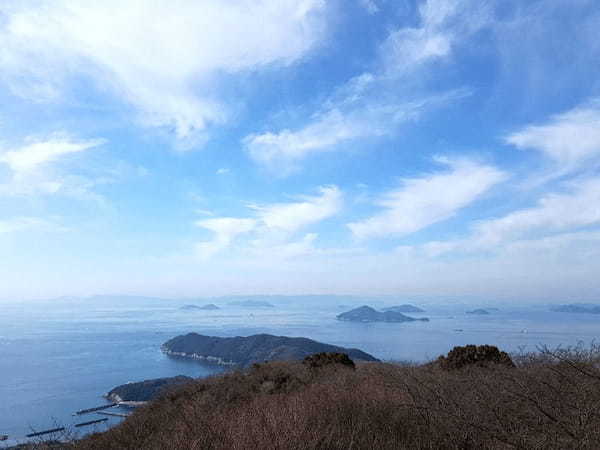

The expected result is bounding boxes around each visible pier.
[26,427,65,438]
[97,411,130,418]
[74,418,109,428]
[75,403,118,415]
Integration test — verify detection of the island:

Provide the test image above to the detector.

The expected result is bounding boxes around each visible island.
[180,303,220,311]
[161,333,378,367]
[336,305,429,323]
[105,376,193,403]
[466,309,491,315]
[382,304,425,313]
[551,304,600,314]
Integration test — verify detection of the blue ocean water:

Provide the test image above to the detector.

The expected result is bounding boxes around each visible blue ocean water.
[1,296,599,446]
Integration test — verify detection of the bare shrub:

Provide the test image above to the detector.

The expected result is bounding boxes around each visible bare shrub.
[302,352,355,370]
[437,344,515,370]
[71,345,600,449]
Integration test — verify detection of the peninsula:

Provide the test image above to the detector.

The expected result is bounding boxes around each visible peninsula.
[106,376,193,403]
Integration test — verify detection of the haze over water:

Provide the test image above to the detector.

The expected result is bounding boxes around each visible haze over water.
[2,295,599,445]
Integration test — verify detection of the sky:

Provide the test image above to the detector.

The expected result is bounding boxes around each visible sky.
[1,0,600,302]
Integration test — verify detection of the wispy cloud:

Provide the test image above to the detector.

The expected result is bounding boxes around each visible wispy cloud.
[244,89,469,174]
[380,0,490,74]
[249,185,342,233]
[0,135,103,173]
[194,217,257,260]
[0,216,67,234]
[243,0,487,174]
[0,0,329,140]
[506,99,600,176]
[471,177,600,249]
[0,134,104,197]
[348,158,506,239]
[419,175,600,258]
[194,185,342,259]
[357,0,379,15]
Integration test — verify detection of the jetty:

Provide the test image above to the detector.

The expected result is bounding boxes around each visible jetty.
[97,411,130,418]
[75,418,109,428]
[75,403,118,415]
[26,427,65,438]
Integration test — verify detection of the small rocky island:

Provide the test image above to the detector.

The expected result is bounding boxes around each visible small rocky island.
[466,309,491,315]
[180,303,220,311]
[382,304,425,313]
[551,304,600,314]
[106,375,193,403]
[337,305,429,323]
[162,333,378,367]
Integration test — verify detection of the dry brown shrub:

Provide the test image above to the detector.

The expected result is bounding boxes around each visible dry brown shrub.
[65,346,600,450]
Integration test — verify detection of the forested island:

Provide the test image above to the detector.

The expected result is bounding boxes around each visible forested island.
[161,333,378,367]
[337,305,429,323]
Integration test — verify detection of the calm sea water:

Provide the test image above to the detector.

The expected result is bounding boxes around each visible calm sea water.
[1,296,599,446]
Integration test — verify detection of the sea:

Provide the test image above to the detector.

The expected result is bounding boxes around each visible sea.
[1,295,599,446]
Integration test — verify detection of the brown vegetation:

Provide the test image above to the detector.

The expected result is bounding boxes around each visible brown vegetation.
[302,352,356,370]
[437,344,515,370]
[17,344,600,449]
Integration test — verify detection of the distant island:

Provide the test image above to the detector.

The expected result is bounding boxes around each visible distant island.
[337,306,429,323]
[466,309,491,315]
[161,333,378,367]
[382,304,425,313]
[106,375,192,403]
[227,300,274,308]
[551,304,600,314]
[180,304,220,311]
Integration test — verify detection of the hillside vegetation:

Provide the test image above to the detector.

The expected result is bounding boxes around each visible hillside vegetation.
[22,345,600,450]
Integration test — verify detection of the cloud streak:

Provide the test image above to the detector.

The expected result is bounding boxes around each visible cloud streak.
[348,158,506,239]
[194,185,342,259]
[0,134,104,197]
[506,99,600,175]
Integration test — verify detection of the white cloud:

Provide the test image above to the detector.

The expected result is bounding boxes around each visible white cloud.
[194,217,257,260]
[216,168,230,175]
[0,135,104,197]
[419,176,600,256]
[245,91,468,173]
[506,100,600,173]
[380,0,490,74]
[194,185,342,258]
[358,0,379,15]
[243,0,486,173]
[0,0,328,139]
[472,177,600,247]
[348,158,506,239]
[0,136,103,173]
[251,185,342,233]
[0,216,67,234]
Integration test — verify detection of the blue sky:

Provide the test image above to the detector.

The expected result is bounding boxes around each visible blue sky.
[1,0,600,302]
